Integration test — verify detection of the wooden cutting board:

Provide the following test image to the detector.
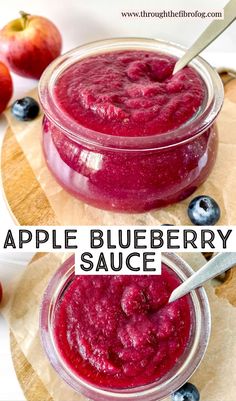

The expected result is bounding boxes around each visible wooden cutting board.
[4,72,236,400]
[1,72,236,226]
[1,127,58,225]
[9,252,236,401]
[10,253,53,401]
[10,332,52,401]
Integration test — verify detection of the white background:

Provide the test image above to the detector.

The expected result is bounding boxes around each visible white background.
[0,0,235,400]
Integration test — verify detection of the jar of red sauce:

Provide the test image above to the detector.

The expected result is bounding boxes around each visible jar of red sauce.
[39,38,223,213]
[40,253,211,401]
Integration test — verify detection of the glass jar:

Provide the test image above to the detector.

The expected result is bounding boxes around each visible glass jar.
[39,38,223,213]
[40,253,211,401]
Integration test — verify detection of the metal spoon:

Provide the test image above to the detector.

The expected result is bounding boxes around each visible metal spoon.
[169,252,236,303]
[173,0,236,75]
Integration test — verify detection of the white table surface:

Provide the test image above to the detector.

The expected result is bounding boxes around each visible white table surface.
[0,0,235,399]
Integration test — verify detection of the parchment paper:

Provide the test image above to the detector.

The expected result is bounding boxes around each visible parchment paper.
[4,81,236,225]
[2,252,236,401]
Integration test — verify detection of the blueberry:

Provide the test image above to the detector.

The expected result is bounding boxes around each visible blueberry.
[11,97,40,121]
[171,382,200,401]
[188,195,220,225]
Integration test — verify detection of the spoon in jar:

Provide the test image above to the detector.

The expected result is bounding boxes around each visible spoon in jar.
[173,0,236,75]
[169,252,236,303]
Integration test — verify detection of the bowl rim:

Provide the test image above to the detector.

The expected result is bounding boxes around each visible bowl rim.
[38,37,224,151]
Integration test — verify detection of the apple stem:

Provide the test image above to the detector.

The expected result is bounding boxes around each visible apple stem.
[19,11,30,29]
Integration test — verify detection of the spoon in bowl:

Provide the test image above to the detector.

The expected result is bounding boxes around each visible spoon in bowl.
[173,0,236,75]
[169,252,236,303]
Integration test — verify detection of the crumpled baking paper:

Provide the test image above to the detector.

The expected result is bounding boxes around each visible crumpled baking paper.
[1,252,236,401]
[4,80,236,225]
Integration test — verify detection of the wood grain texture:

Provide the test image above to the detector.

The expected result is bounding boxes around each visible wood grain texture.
[1,73,236,227]
[10,332,52,401]
[1,128,58,225]
[4,72,236,400]
[9,252,236,401]
[10,253,52,401]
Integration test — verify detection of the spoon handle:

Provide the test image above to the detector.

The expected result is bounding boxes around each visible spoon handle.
[173,0,236,74]
[169,252,236,303]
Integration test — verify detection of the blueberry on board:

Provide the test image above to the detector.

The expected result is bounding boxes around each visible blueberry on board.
[171,382,200,401]
[11,97,40,121]
[188,195,220,226]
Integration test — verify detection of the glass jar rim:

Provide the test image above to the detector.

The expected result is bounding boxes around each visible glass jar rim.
[38,37,223,151]
[40,253,211,401]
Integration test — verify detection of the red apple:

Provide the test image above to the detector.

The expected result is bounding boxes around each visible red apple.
[0,11,62,79]
[0,61,13,114]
